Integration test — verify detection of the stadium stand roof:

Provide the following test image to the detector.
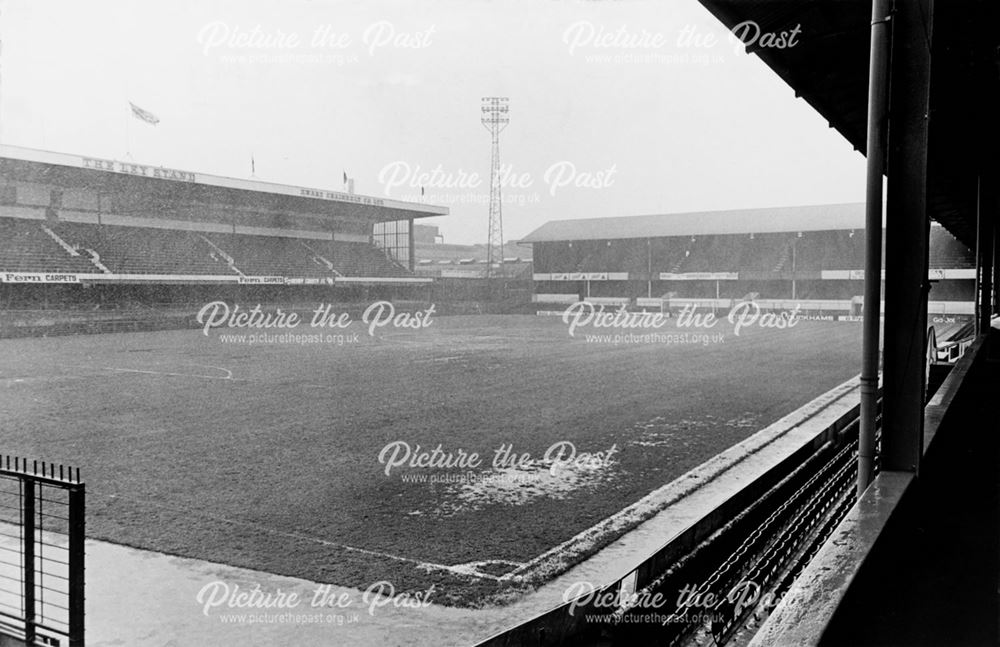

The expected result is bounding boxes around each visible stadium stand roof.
[0,144,448,222]
[693,0,999,248]
[520,203,873,243]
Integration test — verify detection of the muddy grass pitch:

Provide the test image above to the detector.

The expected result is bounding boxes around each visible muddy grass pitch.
[0,313,862,606]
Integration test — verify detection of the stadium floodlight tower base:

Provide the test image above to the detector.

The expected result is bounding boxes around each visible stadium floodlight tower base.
[481,97,509,280]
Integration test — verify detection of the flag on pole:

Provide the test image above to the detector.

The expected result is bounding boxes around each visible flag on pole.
[129,102,160,125]
[343,171,348,187]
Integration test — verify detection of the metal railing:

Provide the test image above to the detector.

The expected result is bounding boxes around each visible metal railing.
[475,396,879,647]
[0,457,84,647]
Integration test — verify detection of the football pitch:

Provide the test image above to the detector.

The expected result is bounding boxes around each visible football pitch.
[0,312,863,606]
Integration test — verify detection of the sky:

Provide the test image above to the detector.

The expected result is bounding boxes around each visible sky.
[1,0,866,244]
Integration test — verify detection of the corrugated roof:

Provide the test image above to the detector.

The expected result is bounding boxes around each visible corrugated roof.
[693,0,999,248]
[521,203,867,243]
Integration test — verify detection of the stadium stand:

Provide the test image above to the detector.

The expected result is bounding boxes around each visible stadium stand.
[533,226,969,280]
[0,145,447,294]
[525,205,976,307]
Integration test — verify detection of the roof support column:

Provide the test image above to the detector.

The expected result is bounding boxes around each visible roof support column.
[994,223,999,324]
[408,218,416,273]
[882,0,934,474]
[976,174,996,334]
[858,0,891,495]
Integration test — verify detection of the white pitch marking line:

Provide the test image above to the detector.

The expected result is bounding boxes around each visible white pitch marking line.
[333,544,505,581]
[448,559,525,577]
[189,363,235,380]
[101,367,246,381]
[0,373,101,385]
[414,355,466,363]
[103,493,502,581]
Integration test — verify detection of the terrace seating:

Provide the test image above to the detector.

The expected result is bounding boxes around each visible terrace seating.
[682,235,743,273]
[649,237,689,274]
[668,237,697,273]
[18,220,961,282]
[310,240,409,277]
[0,217,99,274]
[929,228,975,269]
[620,241,650,275]
[739,233,792,272]
[204,233,334,278]
[787,232,824,272]
[772,242,791,272]
[516,241,566,274]
[822,230,868,270]
[54,222,232,275]
[0,217,414,280]
[531,225,976,280]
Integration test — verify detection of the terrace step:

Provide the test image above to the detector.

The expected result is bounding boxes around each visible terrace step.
[40,224,80,257]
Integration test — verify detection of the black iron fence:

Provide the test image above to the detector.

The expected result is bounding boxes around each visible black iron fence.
[0,457,84,647]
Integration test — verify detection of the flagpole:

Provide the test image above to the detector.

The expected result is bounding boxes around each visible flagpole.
[125,101,132,160]
[0,27,4,146]
[124,76,133,159]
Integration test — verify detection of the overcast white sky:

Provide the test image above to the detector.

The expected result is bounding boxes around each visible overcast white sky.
[1,0,865,244]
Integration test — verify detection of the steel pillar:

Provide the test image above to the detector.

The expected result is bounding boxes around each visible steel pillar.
[977,175,996,335]
[859,0,891,495]
[882,0,934,474]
